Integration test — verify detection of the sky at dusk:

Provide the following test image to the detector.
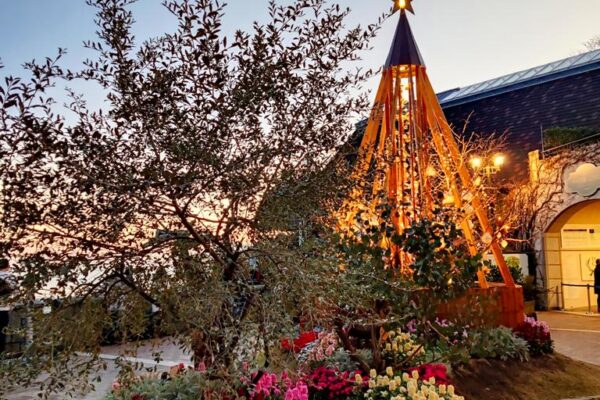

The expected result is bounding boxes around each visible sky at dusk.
[1,0,599,111]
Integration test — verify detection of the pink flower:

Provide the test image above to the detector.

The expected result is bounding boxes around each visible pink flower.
[298,383,308,396]
[406,319,418,333]
[284,382,308,400]
[281,371,292,388]
[197,361,207,373]
[111,380,121,391]
[325,345,335,356]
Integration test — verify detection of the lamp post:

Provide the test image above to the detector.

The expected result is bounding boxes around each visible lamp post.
[469,153,506,182]
[469,153,508,249]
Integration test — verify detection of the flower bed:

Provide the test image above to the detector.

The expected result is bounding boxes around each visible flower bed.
[106,315,553,400]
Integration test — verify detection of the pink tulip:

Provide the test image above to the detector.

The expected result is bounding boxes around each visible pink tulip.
[197,361,207,373]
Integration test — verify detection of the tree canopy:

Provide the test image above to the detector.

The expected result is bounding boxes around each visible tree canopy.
[0,0,385,395]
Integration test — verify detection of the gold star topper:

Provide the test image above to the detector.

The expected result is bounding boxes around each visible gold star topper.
[392,0,415,14]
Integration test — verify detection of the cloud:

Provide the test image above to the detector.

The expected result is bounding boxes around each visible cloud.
[565,163,600,197]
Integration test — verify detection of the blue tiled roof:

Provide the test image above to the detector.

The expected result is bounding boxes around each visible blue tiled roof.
[439,49,600,107]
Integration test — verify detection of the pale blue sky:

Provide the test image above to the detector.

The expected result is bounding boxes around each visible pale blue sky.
[1,0,599,106]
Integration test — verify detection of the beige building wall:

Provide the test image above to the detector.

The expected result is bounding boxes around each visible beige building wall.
[543,201,600,310]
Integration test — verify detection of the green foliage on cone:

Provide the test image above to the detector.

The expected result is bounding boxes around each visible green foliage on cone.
[394,208,483,300]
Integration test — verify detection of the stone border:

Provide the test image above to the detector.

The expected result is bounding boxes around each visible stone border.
[551,311,600,318]
[561,396,600,400]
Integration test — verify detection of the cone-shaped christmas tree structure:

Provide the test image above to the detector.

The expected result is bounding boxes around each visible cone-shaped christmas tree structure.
[342,2,524,327]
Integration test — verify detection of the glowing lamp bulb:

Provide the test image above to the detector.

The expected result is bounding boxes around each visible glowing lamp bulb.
[470,156,483,169]
[392,0,414,13]
[493,154,506,168]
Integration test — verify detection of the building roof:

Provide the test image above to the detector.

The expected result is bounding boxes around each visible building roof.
[438,49,600,107]
[441,62,600,182]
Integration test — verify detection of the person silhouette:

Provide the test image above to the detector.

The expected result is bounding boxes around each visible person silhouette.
[595,259,600,313]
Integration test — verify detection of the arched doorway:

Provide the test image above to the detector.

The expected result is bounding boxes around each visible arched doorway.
[544,200,600,311]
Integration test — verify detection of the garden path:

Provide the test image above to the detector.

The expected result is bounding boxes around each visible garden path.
[3,339,190,400]
[539,311,600,366]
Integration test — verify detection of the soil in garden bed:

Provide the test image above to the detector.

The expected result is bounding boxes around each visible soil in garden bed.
[454,354,600,400]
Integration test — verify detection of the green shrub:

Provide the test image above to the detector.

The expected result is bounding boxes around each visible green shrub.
[469,327,529,361]
[486,260,523,285]
[105,370,217,400]
[543,126,598,149]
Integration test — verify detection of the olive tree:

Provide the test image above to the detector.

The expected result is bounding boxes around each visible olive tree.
[0,0,384,395]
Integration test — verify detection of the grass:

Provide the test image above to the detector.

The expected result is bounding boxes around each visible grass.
[454,354,600,400]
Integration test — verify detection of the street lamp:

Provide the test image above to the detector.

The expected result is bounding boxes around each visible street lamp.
[469,153,506,179]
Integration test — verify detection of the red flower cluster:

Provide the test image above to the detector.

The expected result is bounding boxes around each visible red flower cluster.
[514,317,553,356]
[304,367,361,400]
[407,364,449,385]
[515,317,551,342]
[281,331,319,353]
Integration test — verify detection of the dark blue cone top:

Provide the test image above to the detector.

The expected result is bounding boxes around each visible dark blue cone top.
[384,10,425,68]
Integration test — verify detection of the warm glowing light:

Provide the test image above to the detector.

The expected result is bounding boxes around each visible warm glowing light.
[470,156,483,169]
[443,194,455,205]
[392,0,414,12]
[493,154,506,168]
[425,165,437,177]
